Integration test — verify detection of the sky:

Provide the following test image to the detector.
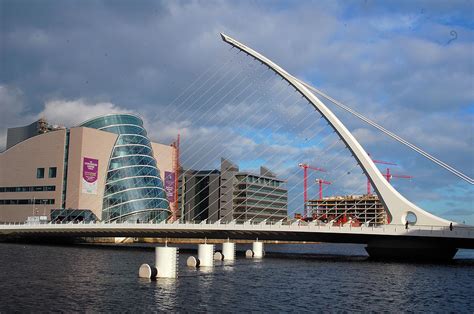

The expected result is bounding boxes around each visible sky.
[0,0,473,223]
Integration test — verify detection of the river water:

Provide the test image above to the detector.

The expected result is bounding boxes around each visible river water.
[0,243,473,312]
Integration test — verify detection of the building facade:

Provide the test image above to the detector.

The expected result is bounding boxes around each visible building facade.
[0,114,178,223]
[179,170,221,222]
[179,158,288,223]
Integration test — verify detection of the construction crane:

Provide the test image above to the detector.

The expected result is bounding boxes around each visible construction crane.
[316,179,332,200]
[382,168,413,183]
[298,163,325,217]
[367,155,397,195]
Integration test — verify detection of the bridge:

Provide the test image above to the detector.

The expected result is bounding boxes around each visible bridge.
[1,33,472,260]
[1,221,473,260]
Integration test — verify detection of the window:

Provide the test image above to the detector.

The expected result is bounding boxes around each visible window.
[37,168,45,179]
[0,199,55,205]
[49,167,57,178]
[0,186,55,193]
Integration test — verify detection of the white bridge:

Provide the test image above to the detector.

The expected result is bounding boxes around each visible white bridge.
[1,34,472,260]
[1,220,473,260]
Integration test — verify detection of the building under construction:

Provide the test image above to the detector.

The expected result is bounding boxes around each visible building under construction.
[306,194,387,226]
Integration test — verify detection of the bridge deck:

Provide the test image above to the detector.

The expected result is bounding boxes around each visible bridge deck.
[1,222,473,249]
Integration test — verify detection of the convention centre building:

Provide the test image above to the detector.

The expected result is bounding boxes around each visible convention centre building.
[0,114,178,223]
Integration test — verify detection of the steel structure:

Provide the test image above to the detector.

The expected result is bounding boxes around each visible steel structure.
[316,179,332,200]
[298,163,325,217]
[220,33,456,227]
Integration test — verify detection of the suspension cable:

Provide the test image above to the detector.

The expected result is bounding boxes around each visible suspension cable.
[296,79,474,185]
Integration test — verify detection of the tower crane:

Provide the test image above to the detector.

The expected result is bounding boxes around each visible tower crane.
[298,163,325,218]
[382,168,413,183]
[316,179,332,200]
[367,155,396,195]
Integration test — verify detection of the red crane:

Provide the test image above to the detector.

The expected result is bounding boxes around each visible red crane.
[316,179,332,200]
[298,163,325,217]
[382,168,413,182]
[367,156,396,195]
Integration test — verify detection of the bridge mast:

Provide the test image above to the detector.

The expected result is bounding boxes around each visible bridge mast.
[220,33,451,227]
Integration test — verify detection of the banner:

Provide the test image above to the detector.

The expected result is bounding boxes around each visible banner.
[82,157,99,194]
[164,171,176,202]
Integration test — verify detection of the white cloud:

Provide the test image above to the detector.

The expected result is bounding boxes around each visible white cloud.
[1,1,473,222]
[37,99,133,127]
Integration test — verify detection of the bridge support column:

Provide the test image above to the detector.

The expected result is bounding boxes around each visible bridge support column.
[198,244,214,267]
[252,241,264,259]
[222,242,236,261]
[155,246,179,278]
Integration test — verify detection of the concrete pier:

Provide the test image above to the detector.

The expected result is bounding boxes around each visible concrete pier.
[155,246,178,278]
[252,241,264,258]
[222,242,235,261]
[198,244,214,267]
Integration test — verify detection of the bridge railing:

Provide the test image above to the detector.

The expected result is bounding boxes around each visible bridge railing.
[0,219,473,237]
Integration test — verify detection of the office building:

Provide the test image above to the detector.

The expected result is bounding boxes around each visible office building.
[179,158,288,223]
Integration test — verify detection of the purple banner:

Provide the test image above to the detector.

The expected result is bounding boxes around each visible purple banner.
[83,157,99,183]
[164,171,175,203]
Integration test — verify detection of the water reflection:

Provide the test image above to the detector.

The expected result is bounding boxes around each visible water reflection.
[154,278,177,310]
[198,266,214,274]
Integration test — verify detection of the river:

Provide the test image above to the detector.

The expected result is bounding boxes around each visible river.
[0,243,473,312]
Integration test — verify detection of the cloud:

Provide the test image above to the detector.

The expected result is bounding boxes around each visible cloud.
[37,99,133,127]
[1,0,473,223]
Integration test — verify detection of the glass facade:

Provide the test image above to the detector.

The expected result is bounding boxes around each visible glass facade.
[80,114,169,223]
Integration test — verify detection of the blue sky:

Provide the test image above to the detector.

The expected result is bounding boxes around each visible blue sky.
[0,0,473,223]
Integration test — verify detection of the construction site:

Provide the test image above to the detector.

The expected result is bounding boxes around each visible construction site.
[296,156,413,226]
[306,194,387,226]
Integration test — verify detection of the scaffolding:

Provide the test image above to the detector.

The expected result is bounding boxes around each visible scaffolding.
[307,194,387,226]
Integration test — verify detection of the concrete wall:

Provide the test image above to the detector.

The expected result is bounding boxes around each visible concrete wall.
[220,158,238,222]
[65,127,117,220]
[151,142,175,182]
[0,130,66,222]
[151,142,177,215]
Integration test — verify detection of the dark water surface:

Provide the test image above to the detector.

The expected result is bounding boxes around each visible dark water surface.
[0,243,473,312]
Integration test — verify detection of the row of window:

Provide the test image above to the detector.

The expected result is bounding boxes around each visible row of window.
[235,175,283,187]
[37,167,57,179]
[0,199,55,205]
[0,186,56,193]
[240,185,287,195]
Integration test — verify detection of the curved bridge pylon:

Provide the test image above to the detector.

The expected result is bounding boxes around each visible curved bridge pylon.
[220,33,452,227]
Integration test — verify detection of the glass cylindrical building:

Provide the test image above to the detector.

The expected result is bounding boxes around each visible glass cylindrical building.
[80,114,170,223]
